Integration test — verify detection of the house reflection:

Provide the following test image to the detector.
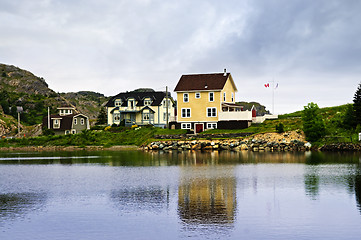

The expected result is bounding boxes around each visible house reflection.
[0,192,48,222]
[177,152,237,226]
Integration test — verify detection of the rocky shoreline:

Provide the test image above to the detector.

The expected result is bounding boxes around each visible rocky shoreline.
[145,131,311,152]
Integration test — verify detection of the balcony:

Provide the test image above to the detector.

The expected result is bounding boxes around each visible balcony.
[219,110,252,121]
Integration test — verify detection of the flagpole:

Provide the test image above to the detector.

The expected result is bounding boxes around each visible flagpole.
[272,78,274,114]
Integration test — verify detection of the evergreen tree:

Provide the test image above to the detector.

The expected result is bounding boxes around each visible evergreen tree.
[353,83,361,125]
[96,107,107,125]
[302,102,326,142]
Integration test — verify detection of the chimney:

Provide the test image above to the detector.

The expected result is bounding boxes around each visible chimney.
[223,68,227,76]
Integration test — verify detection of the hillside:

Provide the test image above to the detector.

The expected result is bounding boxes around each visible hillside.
[237,101,270,116]
[0,64,107,135]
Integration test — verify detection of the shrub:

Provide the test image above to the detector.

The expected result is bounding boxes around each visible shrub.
[275,123,285,133]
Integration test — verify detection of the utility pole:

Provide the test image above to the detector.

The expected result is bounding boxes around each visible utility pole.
[17,111,20,137]
[48,107,50,129]
[166,86,169,129]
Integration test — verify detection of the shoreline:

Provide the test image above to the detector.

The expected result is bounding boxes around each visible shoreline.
[0,145,140,152]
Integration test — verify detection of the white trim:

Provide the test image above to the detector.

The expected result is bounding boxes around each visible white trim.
[181,108,191,118]
[183,93,189,103]
[181,123,191,129]
[209,92,214,102]
[80,118,85,125]
[73,118,77,125]
[207,122,217,129]
[207,107,217,117]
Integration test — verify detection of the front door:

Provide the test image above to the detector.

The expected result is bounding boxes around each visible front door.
[195,124,203,133]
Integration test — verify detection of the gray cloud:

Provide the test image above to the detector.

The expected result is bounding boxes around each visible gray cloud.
[0,0,360,113]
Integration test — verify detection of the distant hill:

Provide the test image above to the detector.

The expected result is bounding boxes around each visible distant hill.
[237,101,270,116]
[0,64,107,133]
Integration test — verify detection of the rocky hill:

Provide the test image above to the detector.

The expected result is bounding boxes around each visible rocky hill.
[237,101,270,116]
[0,64,107,135]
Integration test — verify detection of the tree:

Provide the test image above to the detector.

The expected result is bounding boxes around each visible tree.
[343,104,356,129]
[302,102,326,142]
[96,107,107,125]
[354,83,361,125]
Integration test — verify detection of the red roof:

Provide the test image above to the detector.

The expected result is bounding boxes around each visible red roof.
[174,73,231,92]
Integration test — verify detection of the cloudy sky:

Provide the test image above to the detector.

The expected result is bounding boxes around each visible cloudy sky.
[1,0,361,114]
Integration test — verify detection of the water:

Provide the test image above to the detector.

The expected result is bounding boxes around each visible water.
[1,150,361,240]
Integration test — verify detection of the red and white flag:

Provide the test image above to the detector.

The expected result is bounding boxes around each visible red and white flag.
[264,83,270,88]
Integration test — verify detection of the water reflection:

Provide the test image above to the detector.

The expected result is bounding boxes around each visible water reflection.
[177,152,237,237]
[0,192,47,223]
[110,187,169,213]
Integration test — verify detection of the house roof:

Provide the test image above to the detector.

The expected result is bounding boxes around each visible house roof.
[174,73,237,92]
[105,91,174,107]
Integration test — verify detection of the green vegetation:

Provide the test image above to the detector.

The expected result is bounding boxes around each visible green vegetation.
[302,102,326,142]
[0,126,187,148]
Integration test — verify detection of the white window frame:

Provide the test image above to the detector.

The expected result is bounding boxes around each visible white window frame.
[163,112,170,121]
[209,92,214,102]
[231,93,234,102]
[115,99,122,107]
[144,99,152,106]
[207,123,217,129]
[223,92,226,102]
[114,113,120,121]
[163,99,171,108]
[183,93,189,103]
[143,112,150,120]
[73,118,77,125]
[53,119,60,129]
[195,92,201,99]
[71,129,76,134]
[81,118,85,125]
[207,107,217,117]
[181,108,191,118]
[181,123,191,129]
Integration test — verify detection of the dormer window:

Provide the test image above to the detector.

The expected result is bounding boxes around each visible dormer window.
[128,99,136,109]
[115,99,122,107]
[144,99,152,106]
[53,119,60,129]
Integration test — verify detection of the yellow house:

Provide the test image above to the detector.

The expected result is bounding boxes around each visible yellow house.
[173,70,252,133]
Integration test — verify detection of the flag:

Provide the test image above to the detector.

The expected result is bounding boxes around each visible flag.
[264,83,270,88]
[275,83,279,89]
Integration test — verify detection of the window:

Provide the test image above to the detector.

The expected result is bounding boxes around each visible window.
[163,113,170,121]
[195,92,200,99]
[163,100,171,108]
[207,123,217,129]
[143,113,150,120]
[223,92,226,102]
[209,92,214,102]
[181,123,191,129]
[114,113,120,121]
[71,129,76,134]
[81,118,85,125]
[65,130,70,135]
[53,119,60,129]
[128,99,135,109]
[181,108,191,118]
[144,99,152,106]
[207,107,217,117]
[73,118,77,125]
[115,99,122,106]
[183,93,189,102]
[231,93,234,102]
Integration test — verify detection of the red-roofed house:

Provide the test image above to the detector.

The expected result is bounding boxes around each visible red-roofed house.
[171,70,252,133]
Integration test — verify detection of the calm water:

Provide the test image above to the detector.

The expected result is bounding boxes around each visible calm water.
[1,150,361,240]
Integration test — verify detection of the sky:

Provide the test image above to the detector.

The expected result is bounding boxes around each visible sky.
[1,0,361,114]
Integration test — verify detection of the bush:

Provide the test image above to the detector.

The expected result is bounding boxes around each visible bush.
[275,123,285,133]
[42,128,55,136]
